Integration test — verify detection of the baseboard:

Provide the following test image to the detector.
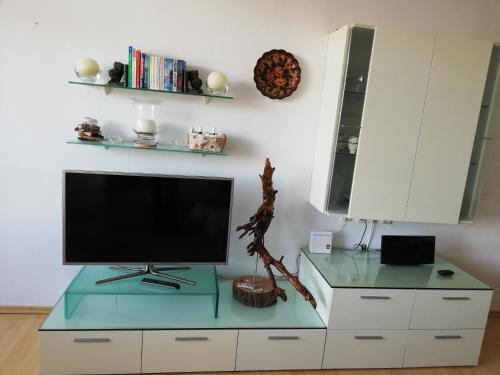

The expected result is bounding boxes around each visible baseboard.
[0,306,52,314]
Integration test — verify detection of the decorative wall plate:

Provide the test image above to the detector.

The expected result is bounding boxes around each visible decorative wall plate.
[253,49,301,99]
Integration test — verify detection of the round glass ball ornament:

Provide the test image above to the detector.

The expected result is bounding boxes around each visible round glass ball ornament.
[74,58,101,82]
[206,72,229,95]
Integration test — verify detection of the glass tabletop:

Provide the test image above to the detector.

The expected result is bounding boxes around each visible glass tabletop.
[302,248,491,290]
[40,279,324,331]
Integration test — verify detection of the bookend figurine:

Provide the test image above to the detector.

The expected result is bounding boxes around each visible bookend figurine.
[234,158,317,308]
[187,70,203,94]
[108,61,125,86]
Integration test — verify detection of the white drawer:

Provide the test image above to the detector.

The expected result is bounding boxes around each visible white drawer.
[142,330,237,373]
[410,289,492,329]
[329,288,414,329]
[39,330,141,375]
[323,330,407,369]
[236,329,326,371]
[404,329,485,367]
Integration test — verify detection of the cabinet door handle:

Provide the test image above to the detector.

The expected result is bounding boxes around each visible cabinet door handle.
[434,335,463,340]
[360,296,391,300]
[355,336,384,340]
[268,336,300,340]
[175,337,209,341]
[73,338,111,343]
[442,297,471,301]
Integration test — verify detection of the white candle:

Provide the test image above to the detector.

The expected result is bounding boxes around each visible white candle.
[135,118,157,133]
[75,58,100,77]
[207,72,228,91]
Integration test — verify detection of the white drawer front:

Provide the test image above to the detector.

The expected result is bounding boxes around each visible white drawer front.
[236,329,326,371]
[39,330,142,375]
[142,330,237,373]
[404,329,485,367]
[329,289,414,329]
[299,253,333,326]
[410,290,492,329]
[323,330,407,369]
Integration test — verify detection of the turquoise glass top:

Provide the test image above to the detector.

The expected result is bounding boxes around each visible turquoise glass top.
[66,266,217,295]
[40,279,324,331]
[302,248,491,290]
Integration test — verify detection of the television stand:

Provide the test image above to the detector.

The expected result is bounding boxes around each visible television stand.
[96,265,196,285]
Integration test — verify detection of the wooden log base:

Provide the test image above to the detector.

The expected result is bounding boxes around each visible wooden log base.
[233,275,277,308]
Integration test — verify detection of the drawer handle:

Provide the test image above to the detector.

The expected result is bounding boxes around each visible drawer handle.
[175,337,209,341]
[442,297,471,301]
[354,336,384,340]
[360,296,391,300]
[434,335,463,340]
[268,336,300,340]
[73,338,111,343]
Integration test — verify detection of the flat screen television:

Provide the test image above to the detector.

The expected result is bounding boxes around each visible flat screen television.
[64,171,233,265]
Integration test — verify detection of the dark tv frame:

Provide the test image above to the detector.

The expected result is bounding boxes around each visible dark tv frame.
[62,170,233,265]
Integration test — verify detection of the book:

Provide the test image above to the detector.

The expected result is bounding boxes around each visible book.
[131,48,136,88]
[173,60,178,92]
[159,57,165,91]
[140,53,145,88]
[128,47,133,87]
[144,54,149,89]
[135,49,141,88]
[123,64,128,87]
[177,60,186,92]
[164,59,173,92]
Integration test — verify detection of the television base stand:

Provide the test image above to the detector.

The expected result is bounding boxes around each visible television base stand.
[95,265,196,286]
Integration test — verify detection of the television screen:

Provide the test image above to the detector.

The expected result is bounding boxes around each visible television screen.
[64,171,233,264]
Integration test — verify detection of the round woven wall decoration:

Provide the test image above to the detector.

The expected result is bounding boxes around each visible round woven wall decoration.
[253,49,301,99]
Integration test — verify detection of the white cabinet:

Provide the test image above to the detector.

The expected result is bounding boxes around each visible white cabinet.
[406,35,493,223]
[39,331,142,375]
[236,329,325,371]
[309,24,496,223]
[142,330,238,373]
[299,250,492,369]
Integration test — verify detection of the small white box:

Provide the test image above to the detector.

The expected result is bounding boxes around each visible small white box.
[309,231,333,253]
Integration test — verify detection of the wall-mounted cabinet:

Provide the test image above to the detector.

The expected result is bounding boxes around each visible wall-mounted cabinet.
[309,24,498,224]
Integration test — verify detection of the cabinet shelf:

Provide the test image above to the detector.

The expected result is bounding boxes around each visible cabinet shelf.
[67,139,227,156]
[68,80,234,101]
[336,151,356,156]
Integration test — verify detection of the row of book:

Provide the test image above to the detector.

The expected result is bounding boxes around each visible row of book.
[127,47,186,92]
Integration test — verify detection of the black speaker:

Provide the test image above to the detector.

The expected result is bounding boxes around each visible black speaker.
[380,235,435,265]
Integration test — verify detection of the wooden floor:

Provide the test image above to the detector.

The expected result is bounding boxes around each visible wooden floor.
[1,314,499,375]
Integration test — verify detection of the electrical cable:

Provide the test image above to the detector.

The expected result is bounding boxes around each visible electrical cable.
[352,219,368,251]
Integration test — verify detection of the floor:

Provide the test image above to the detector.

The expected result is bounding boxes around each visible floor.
[1,314,499,375]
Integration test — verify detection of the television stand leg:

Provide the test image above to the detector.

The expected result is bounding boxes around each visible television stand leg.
[95,265,196,286]
[150,267,196,286]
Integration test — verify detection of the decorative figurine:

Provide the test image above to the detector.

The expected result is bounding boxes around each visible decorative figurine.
[234,159,317,308]
[74,117,104,141]
[186,70,203,94]
[108,61,125,86]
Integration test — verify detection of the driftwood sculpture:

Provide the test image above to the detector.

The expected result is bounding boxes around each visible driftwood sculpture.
[236,158,317,308]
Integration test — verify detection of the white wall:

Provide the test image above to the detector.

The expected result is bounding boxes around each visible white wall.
[1,0,500,308]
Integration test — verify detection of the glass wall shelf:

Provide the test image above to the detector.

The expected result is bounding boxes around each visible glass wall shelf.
[67,139,227,156]
[68,80,234,101]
